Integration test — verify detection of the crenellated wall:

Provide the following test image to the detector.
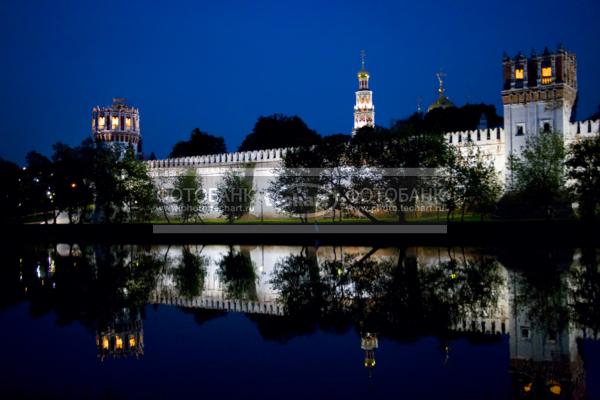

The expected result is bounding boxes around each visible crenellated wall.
[147,147,288,169]
[446,127,507,178]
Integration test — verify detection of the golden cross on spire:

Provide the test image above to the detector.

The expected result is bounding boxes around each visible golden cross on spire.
[360,49,366,70]
[436,71,447,95]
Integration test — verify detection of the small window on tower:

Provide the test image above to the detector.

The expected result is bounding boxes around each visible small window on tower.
[111,116,119,130]
[515,68,524,80]
[541,67,552,84]
[516,124,525,136]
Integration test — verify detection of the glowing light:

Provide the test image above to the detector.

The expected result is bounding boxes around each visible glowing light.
[542,67,552,84]
[115,336,123,350]
[515,68,524,80]
[111,116,119,129]
[102,337,109,350]
[129,336,136,348]
[70,182,77,189]
[125,117,132,129]
[523,383,532,393]
[98,116,106,129]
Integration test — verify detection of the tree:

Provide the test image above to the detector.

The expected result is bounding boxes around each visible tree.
[238,114,320,151]
[508,131,568,219]
[0,158,22,222]
[51,142,95,223]
[169,128,226,158]
[173,168,206,223]
[441,145,501,222]
[216,170,255,223]
[22,151,53,222]
[566,135,600,220]
[119,148,159,222]
[268,146,322,223]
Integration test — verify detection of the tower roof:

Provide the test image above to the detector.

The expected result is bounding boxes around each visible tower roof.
[428,71,455,112]
[357,50,369,79]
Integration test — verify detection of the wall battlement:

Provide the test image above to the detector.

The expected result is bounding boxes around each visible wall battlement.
[147,147,288,169]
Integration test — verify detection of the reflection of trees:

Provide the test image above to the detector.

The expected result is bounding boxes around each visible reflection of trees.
[172,246,207,300]
[270,247,505,340]
[570,248,600,337]
[4,244,164,333]
[218,247,258,301]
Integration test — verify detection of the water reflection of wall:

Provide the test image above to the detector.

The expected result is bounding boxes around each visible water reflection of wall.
[11,242,598,391]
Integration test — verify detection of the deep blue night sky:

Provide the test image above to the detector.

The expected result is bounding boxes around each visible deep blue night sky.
[1,0,599,163]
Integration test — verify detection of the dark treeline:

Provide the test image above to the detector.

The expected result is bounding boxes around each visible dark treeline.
[0,140,155,224]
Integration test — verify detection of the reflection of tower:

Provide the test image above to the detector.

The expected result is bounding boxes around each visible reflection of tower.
[361,332,378,369]
[92,98,142,156]
[507,270,585,399]
[353,50,375,134]
[96,307,144,361]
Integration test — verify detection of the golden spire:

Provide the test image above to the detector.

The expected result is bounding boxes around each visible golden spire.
[436,71,447,95]
[360,49,366,70]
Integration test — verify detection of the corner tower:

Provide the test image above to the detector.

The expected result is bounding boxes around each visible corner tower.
[92,98,142,156]
[353,50,375,134]
[502,46,577,158]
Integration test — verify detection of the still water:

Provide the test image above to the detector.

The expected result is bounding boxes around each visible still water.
[0,243,599,399]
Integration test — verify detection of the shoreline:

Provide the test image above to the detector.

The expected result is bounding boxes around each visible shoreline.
[5,221,599,246]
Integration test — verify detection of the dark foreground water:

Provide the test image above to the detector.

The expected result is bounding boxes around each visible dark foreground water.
[1,244,599,399]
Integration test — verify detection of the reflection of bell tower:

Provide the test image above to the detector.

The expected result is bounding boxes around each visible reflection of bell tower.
[353,50,375,135]
[361,332,379,369]
[96,308,144,361]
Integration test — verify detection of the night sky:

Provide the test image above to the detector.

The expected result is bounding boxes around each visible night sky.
[1,0,599,163]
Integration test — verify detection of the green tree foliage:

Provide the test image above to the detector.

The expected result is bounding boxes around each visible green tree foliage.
[119,148,159,222]
[506,131,569,219]
[566,135,600,220]
[216,170,255,223]
[169,128,226,158]
[238,114,320,151]
[442,145,502,222]
[173,169,206,223]
[268,146,322,223]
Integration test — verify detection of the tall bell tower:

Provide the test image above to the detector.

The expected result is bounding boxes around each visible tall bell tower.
[502,46,577,158]
[353,50,375,134]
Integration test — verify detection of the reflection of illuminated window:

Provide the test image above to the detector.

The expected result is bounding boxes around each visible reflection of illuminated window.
[102,337,109,350]
[541,67,552,84]
[515,68,524,80]
[111,116,119,129]
[129,335,136,348]
[115,336,123,349]
[125,117,132,129]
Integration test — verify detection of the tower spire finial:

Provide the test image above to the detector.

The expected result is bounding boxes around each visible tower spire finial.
[436,70,447,95]
[360,49,366,70]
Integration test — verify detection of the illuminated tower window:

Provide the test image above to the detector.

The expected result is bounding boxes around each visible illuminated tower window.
[125,117,132,129]
[541,67,552,84]
[111,116,119,130]
[515,68,524,80]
